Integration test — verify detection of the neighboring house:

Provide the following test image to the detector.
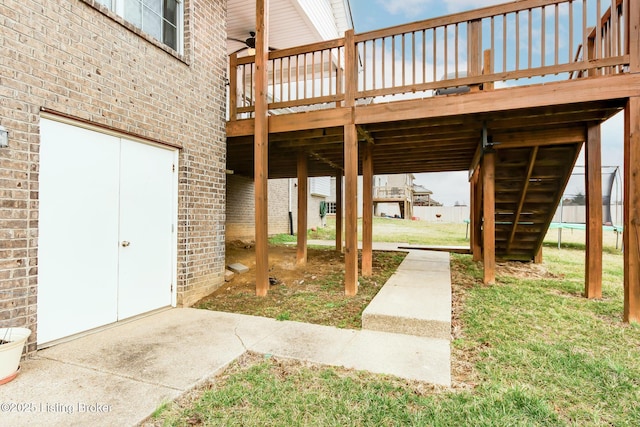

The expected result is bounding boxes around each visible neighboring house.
[373,174,415,219]
[0,0,228,351]
[225,0,353,240]
[413,184,440,207]
[327,174,442,220]
[327,175,363,218]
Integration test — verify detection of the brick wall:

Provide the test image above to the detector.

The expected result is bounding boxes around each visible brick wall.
[226,176,326,241]
[226,175,255,240]
[269,179,293,235]
[226,176,293,241]
[0,0,228,350]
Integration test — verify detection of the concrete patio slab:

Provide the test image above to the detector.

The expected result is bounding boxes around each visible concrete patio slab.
[1,357,180,427]
[39,309,284,390]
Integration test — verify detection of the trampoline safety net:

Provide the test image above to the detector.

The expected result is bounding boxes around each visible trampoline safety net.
[555,166,621,226]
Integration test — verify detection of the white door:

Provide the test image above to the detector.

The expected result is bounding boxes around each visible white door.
[38,119,120,344]
[38,119,176,345]
[117,139,174,319]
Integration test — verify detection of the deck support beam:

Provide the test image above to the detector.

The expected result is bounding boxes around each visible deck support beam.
[254,0,269,296]
[470,166,482,261]
[475,166,483,262]
[483,151,496,285]
[468,19,481,90]
[344,123,358,295]
[362,143,374,277]
[297,151,308,266]
[585,123,603,298]
[630,0,640,73]
[624,96,640,322]
[534,247,543,264]
[344,29,358,295]
[335,169,343,252]
[507,147,538,254]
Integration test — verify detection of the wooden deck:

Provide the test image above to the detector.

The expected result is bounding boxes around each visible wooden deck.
[227,0,640,321]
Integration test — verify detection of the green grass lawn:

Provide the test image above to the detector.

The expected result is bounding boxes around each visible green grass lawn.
[299,216,470,246]
[150,218,639,426]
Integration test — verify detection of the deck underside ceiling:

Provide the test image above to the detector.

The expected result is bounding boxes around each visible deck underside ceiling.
[227,98,623,179]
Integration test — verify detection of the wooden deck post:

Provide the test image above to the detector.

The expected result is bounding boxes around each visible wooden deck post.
[229,53,238,121]
[472,166,483,262]
[624,97,640,322]
[362,143,374,277]
[468,19,482,92]
[629,0,640,73]
[335,169,343,252]
[587,28,597,77]
[297,151,308,266]
[344,29,358,295]
[483,151,496,285]
[585,122,603,299]
[483,49,494,91]
[534,246,543,264]
[469,169,476,250]
[344,124,358,295]
[254,0,270,296]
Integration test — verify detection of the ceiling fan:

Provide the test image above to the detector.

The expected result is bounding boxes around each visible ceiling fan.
[228,31,277,55]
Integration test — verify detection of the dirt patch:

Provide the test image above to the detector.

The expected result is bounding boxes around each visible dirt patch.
[495,261,561,280]
[218,240,344,291]
[195,241,406,329]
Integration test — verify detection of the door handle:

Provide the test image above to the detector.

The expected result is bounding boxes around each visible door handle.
[121,241,131,247]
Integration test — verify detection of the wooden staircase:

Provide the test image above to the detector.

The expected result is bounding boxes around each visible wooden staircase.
[493,143,582,261]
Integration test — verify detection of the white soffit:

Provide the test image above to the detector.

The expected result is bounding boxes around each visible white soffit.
[226,0,352,56]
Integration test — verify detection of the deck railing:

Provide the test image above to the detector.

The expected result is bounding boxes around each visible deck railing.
[373,186,413,201]
[229,0,632,120]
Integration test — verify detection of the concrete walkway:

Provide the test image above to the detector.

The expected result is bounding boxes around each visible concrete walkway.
[2,248,452,427]
[363,250,452,339]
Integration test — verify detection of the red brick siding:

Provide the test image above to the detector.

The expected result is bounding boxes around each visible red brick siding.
[0,0,227,350]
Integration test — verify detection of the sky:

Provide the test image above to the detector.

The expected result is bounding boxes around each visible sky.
[348,0,625,206]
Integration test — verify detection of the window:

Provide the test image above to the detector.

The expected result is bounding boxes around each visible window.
[310,177,331,197]
[97,0,183,53]
[326,202,337,215]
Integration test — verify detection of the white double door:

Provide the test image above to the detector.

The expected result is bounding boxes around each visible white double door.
[38,118,177,345]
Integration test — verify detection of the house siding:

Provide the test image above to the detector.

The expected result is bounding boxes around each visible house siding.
[296,0,340,40]
[328,175,363,217]
[0,0,228,351]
